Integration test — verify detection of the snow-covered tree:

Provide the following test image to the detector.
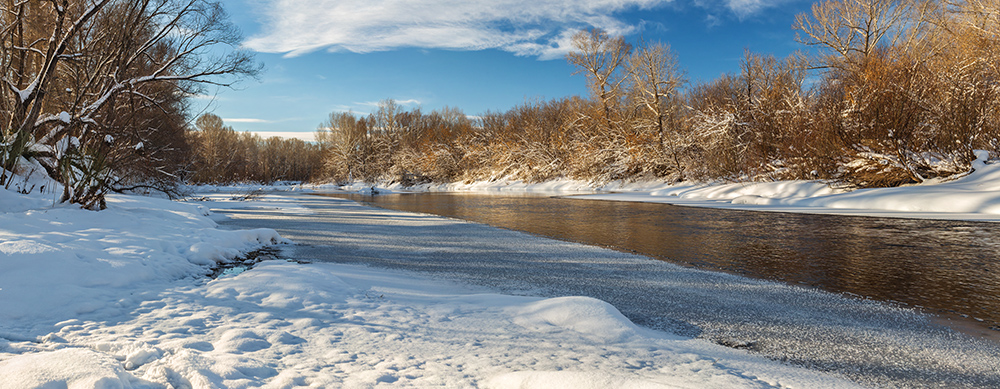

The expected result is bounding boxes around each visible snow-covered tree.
[0,0,259,209]
[567,28,632,134]
[626,42,688,180]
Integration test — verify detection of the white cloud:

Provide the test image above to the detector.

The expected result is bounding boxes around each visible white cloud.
[223,118,272,123]
[724,0,770,18]
[337,99,423,114]
[704,13,721,28]
[244,0,671,59]
[395,99,422,106]
[696,0,792,20]
[356,99,422,108]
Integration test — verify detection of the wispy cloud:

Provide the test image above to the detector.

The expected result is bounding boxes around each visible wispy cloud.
[244,0,789,59]
[696,0,792,20]
[724,0,770,18]
[223,118,272,123]
[334,99,423,114]
[244,0,672,59]
[356,99,421,107]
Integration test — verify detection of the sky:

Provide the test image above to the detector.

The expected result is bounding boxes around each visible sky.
[206,0,818,141]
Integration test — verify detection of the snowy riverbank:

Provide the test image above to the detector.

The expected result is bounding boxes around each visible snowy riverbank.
[578,150,1000,221]
[303,150,1000,221]
[0,188,865,386]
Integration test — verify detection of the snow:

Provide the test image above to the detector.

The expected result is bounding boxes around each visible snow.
[0,184,860,388]
[576,154,1000,221]
[16,80,36,103]
[0,184,53,213]
[0,193,285,335]
[367,150,1000,222]
[0,260,859,388]
[12,151,1000,386]
[277,149,1000,222]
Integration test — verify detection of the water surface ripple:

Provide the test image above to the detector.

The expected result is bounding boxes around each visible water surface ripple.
[339,192,1000,334]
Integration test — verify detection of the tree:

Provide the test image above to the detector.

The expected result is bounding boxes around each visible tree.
[793,0,917,70]
[567,28,632,133]
[187,113,322,184]
[0,0,259,209]
[321,111,369,183]
[626,42,687,180]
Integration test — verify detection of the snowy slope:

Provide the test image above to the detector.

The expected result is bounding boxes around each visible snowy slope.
[0,192,284,336]
[579,151,1000,220]
[304,150,1000,221]
[0,261,862,388]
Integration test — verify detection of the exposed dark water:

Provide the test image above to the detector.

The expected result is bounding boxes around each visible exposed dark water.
[324,192,1000,338]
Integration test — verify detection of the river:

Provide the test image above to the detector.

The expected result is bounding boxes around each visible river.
[326,192,1000,339]
[214,192,1000,387]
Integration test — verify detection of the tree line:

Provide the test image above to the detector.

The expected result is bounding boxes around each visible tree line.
[185,113,322,184]
[5,0,997,209]
[314,0,1000,188]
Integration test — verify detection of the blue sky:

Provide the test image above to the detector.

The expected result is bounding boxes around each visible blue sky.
[206,0,816,140]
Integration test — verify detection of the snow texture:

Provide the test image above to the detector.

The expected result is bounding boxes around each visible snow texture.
[0,193,285,335]
[575,151,1000,221]
[0,186,859,388]
[277,151,1000,221]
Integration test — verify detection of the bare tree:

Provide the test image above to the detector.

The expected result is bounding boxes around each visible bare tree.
[0,0,259,209]
[794,0,916,69]
[626,42,687,180]
[321,111,369,183]
[567,28,632,133]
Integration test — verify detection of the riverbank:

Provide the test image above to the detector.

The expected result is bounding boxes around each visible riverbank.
[291,150,1000,222]
[193,150,1000,222]
[0,186,864,386]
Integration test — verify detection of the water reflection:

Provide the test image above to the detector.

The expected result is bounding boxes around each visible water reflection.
[324,192,1000,331]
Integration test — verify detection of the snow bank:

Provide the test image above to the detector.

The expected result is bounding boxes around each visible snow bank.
[304,150,1000,220]
[1,261,860,388]
[0,348,141,389]
[187,193,315,217]
[510,296,662,344]
[184,181,312,194]
[574,152,1000,220]
[654,180,844,201]
[0,187,52,214]
[201,150,1000,220]
[0,190,286,337]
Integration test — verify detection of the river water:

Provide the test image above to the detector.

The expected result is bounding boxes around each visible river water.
[328,192,1000,338]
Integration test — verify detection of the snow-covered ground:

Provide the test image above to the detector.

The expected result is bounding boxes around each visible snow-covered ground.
[0,187,864,386]
[576,152,1000,221]
[282,151,1000,221]
[347,150,1000,222]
